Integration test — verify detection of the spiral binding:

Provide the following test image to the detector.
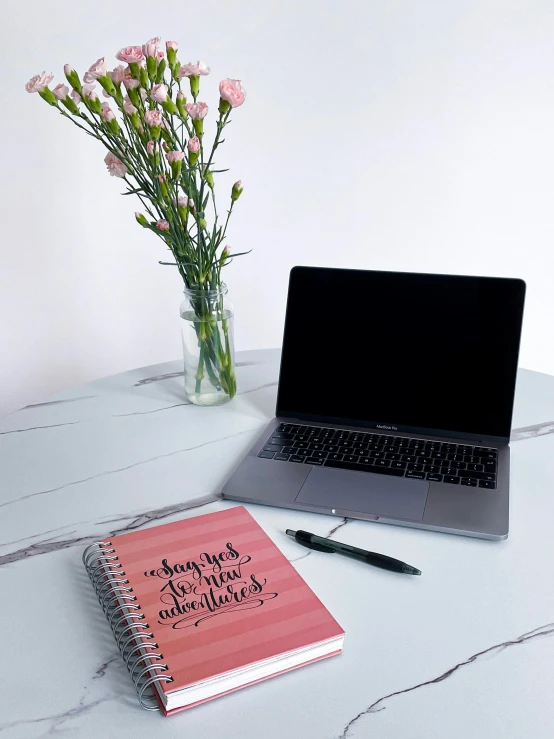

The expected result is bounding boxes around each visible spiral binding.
[83,541,174,710]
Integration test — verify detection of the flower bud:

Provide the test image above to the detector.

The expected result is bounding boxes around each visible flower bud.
[220,245,231,266]
[98,74,117,98]
[64,64,82,92]
[176,92,187,119]
[166,42,178,67]
[127,87,140,108]
[203,167,214,190]
[158,175,168,198]
[156,58,166,83]
[189,75,200,98]
[139,67,149,88]
[162,98,178,115]
[147,55,157,80]
[61,96,80,115]
[231,180,243,201]
[135,212,148,226]
[39,87,57,105]
[108,117,120,134]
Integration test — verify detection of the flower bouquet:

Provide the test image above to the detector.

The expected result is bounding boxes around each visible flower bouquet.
[26,38,248,405]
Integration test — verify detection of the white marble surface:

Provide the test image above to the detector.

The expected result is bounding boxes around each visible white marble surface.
[1,348,554,738]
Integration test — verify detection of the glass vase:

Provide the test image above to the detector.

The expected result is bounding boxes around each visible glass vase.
[180,284,236,406]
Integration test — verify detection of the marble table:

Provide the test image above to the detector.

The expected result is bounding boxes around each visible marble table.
[1,348,554,738]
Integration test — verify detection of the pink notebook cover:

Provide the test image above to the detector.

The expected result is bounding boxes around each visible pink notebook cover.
[102,506,343,712]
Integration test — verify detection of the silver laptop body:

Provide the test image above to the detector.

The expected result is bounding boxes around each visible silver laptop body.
[223,267,526,540]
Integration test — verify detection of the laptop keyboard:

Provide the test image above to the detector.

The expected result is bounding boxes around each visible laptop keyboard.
[258,423,498,489]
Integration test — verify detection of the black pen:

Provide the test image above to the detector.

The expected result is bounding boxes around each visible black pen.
[285,529,421,575]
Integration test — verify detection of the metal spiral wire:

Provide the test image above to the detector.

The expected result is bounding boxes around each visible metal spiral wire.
[83,541,174,711]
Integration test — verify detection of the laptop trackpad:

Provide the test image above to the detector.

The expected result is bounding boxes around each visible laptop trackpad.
[295,467,429,521]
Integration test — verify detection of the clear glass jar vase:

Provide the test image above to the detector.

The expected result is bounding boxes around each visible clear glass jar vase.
[180,284,236,406]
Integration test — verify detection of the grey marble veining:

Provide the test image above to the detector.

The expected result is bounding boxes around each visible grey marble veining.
[1,354,554,739]
[336,621,554,739]
[0,493,222,567]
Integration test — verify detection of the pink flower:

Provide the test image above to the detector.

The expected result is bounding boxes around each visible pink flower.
[109,65,127,85]
[166,40,179,51]
[101,102,115,122]
[156,219,170,230]
[177,91,185,101]
[25,71,54,93]
[175,195,188,207]
[70,90,81,104]
[188,198,196,212]
[116,46,144,64]
[157,50,165,62]
[166,150,185,163]
[64,64,73,76]
[139,88,147,101]
[178,61,210,78]
[142,37,161,59]
[158,174,166,183]
[187,136,201,153]
[150,83,168,103]
[184,102,208,120]
[123,96,137,115]
[83,57,108,83]
[147,140,155,155]
[52,83,69,101]
[82,83,97,100]
[219,78,246,108]
[145,109,163,127]
[122,76,139,90]
[105,152,127,178]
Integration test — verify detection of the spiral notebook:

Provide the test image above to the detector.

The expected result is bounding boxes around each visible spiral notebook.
[83,506,344,714]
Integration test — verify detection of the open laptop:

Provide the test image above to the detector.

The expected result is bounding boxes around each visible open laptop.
[223,267,526,540]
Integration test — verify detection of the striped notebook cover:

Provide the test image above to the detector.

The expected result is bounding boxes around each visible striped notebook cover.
[89,506,343,714]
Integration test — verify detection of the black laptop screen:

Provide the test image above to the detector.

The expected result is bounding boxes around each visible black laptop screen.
[276,268,526,441]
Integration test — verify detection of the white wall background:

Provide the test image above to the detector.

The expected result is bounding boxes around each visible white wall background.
[1,0,554,417]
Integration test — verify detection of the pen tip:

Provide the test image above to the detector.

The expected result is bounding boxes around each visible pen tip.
[403,566,422,575]
[285,529,296,537]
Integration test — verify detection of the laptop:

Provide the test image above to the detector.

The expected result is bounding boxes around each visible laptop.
[223,267,526,540]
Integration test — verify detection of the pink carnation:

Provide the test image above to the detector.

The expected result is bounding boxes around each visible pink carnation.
[184,102,208,120]
[145,109,163,127]
[147,140,155,155]
[101,102,115,122]
[157,51,165,62]
[83,57,108,83]
[109,65,127,85]
[219,78,246,108]
[156,219,170,231]
[166,40,178,51]
[142,37,161,59]
[178,61,210,78]
[25,71,54,93]
[122,76,139,90]
[52,83,69,101]
[64,64,74,76]
[82,84,97,100]
[166,150,185,163]
[175,195,188,207]
[116,46,144,64]
[150,83,168,103]
[187,136,201,153]
[70,90,81,104]
[123,96,137,115]
[105,152,127,178]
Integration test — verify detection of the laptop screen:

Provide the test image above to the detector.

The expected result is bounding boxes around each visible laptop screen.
[276,267,526,441]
